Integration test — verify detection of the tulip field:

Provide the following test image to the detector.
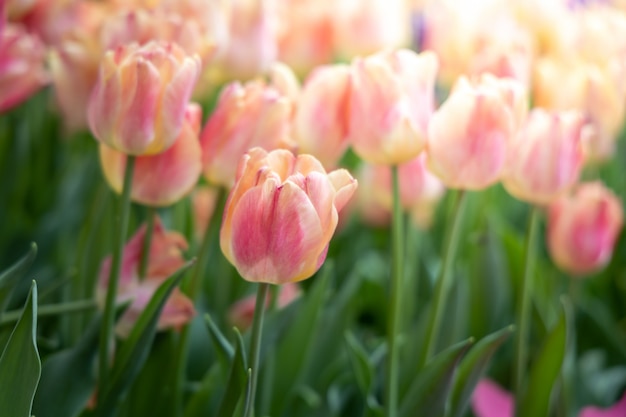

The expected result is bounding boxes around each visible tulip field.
[2,1,626,417]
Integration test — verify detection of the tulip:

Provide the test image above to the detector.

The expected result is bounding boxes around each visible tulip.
[547,182,624,276]
[229,283,300,330]
[192,185,220,241]
[221,147,357,284]
[99,103,203,207]
[348,49,438,165]
[427,74,526,190]
[200,78,295,188]
[96,217,195,338]
[0,23,48,113]
[294,64,351,168]
[88,41,201,156]
[503,109,586,205]
[472,378,626,417]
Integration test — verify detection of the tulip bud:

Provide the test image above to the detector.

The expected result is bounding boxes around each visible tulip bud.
[547,182,624,276]
[503,109,586,205]
[96,217,195,338]
[427,74,526,190]
[200,79,295,188]
[228,283,300,330]
[471,379,514,417]
[99,103,203,207]
[348,49,438,165]
[294,64,351,169]
[221,147,357,284]
[0,23,48,113]
[88,41,201,155]
[192,185,220,241]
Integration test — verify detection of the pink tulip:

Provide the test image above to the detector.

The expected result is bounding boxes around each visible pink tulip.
[427,74,526,190]
[220,147,357,284]
[294,64,351,169]
[348,49,438,165]
[547,182,624,276]
[472,378,626,417]
[200,78,296,188]
[99,103,203,207]
[192,185,220,241]
[88,41,201,156]
[97,217,195,338]
[503,109,586,205]
[229,283,301,330]
[0,23,48,113]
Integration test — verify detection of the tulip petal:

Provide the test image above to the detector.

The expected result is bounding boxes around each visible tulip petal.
[580,392,626,417]
[328,169,359,212]
[471,379,514,417]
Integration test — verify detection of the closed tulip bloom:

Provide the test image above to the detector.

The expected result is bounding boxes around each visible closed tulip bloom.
[97,217,195,338]
[88,41,201,156]
[348,49,438,165]
[547,182,624,276]
[503,109,586,205]
[427,74,525,190]
[294,64,351,168]
[192,185,219,241]
[99,104,203,207]
[200,79,295,188]
[0,23,48,113]
[228,283,300,330]
[221,147,358,284]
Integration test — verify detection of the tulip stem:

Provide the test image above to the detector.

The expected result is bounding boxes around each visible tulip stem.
[139,207,156,280]
[243,282,270,417]
[98,155,135,393]
[419,190,467,367]
[386,165,404,417]
[514,206,540,402]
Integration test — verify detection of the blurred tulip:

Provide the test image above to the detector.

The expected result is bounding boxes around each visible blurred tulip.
[99,104,203,207]
[503,109,586,205]
[294,64,351,168]
[96,217,195,338]
[229,283,300,330]
[221,147,357,284]
[348,49,438,165]
[49,34,101,132]
[427,74,526,190]
[332,0,410,58]
[268,61,300,103]
[472,378,626,417]
[0,23,47,113]
[547,182,624,276]
[88,41,201,156]
[192,185,220,241]
[200,77,295,188]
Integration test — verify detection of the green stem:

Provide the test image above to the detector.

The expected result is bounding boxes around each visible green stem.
[0,299,97,326]
[419,190,468,367]
[385,165,404,417]
[243,282,270,417]
[514,206,540,402]
[98,155,135,393]
[139,207,156,280]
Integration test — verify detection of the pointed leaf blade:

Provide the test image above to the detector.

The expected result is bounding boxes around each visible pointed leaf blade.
[0,243,37,313]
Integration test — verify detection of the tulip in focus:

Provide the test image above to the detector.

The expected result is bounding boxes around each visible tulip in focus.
[200,76,296,188]
[427,74,526,190]
[348,49,438,165]
[294,64,351,169]
[229,283,300,330]
[99,103,203,207]
[547,182,624,276]
[0,23,48,113]
[96,217,195,338]
[503,109,586,206]
[472,378,626,417]
[88,41,201,156]
[221,147,358,284]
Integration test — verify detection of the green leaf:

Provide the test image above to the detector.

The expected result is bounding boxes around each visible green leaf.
[32,314,102,417]
[96,260,194,417]
[0,281,40,417]
[216,327,248,417]
[518,299,570,417]
[0,243,37,314]
[183,363,223,417]
[448,325,514,417]
[205,312,235,369]
[344,331,374,395]
[400,338,473,417]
